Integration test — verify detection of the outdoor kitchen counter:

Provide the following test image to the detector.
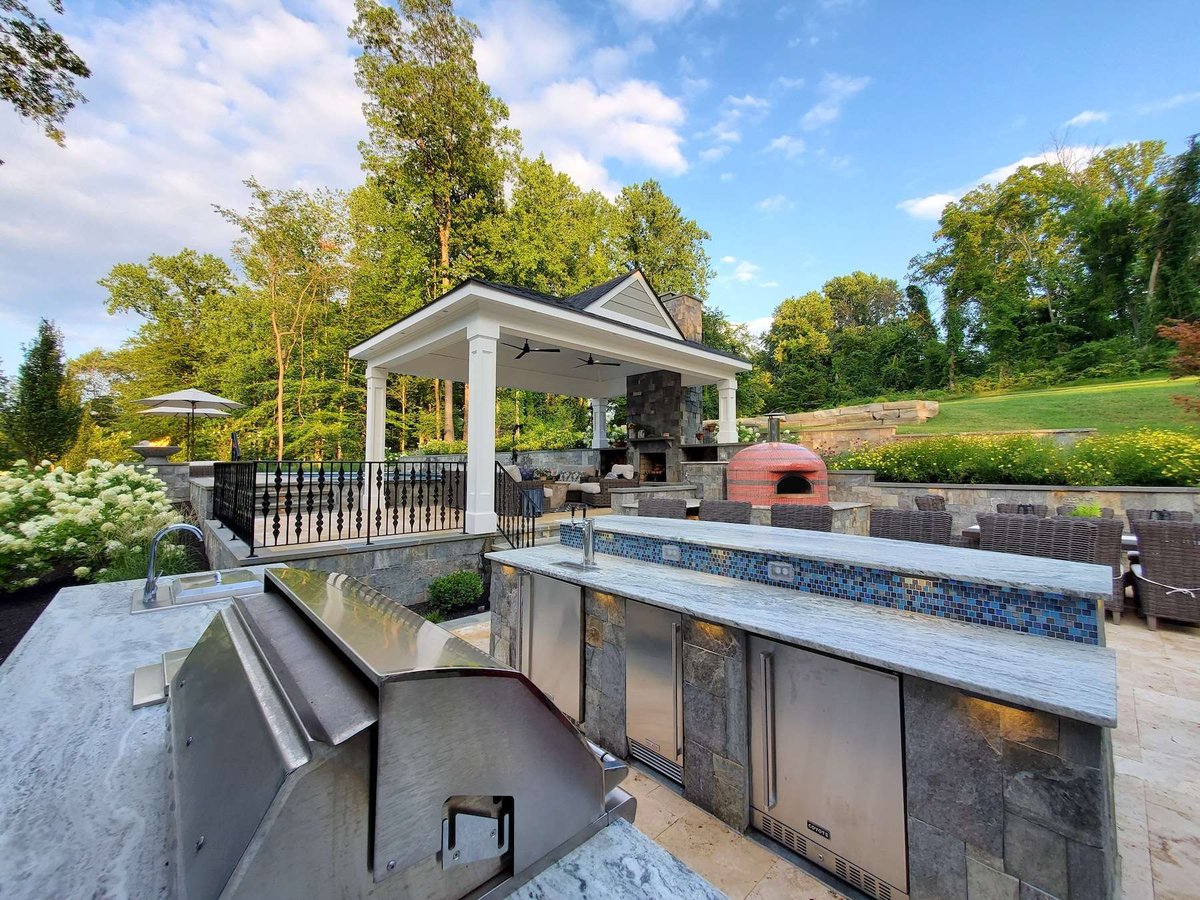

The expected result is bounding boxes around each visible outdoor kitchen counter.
[571,514,1113,598]
[0,573,722,900]
[486,542,1119,727]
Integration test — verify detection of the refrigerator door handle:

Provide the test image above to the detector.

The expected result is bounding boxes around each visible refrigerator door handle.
[672,620,683,758]
[761,650,777,810]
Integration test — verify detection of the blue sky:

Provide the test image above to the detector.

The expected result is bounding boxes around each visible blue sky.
[1,0,1198,372]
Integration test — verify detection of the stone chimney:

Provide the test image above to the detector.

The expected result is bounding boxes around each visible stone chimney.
[661,292,704,342]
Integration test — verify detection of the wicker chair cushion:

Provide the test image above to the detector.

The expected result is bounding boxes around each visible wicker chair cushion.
[638,498,687,519]
[771,504,834,532]
[699,500,753,524]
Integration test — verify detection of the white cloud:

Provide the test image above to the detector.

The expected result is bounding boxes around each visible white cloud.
[474,0,578,95]
[719,171,735,181]
[0,0,367,364]
[896,146,1103,220]
[766,134,806,159]
[720,255,737,264]
[734,261,761,282]
[759,280,779,288]
[702,92,770,146]
[590,34,655,85]
[743,315,773,336]
[800,72,870,130]
[1063,109,1108,127]
[776,76,805,90]
[756,194,793,213]
[610,0,722,23]
[698,145,729,162]
[1137,91,1200,115]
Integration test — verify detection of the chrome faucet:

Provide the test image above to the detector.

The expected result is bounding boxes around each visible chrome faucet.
[143,523,205,608]
[581,517,596,568]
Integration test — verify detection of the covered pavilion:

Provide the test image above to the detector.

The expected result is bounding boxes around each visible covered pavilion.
[349,270,751,535]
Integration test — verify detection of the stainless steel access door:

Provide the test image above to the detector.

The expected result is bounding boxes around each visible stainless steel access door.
[625,601,683,772]
[748,636,907,897]
[520,573,583,721]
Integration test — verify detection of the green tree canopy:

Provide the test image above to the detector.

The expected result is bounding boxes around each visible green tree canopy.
[614,180,714,298]
[3,319,81,461]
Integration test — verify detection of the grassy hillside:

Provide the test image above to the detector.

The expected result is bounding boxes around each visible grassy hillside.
[896,375,1200,436]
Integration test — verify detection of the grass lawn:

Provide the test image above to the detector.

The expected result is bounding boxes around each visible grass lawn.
[896,375,1200,436]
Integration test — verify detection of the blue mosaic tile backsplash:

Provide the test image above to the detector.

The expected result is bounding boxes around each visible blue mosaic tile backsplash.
[561,523,1100,645]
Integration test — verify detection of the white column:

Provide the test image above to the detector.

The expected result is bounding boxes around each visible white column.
[590,398,609,448]
[717,378,738,445]
[465,324,499,534]
[364,366,387,460]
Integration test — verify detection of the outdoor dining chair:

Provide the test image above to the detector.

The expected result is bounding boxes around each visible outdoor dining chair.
[637,498,687,519]
[1130,520,1200,630]
[1127,508,1194,526]
[699,500,753,524]
[913,494,946,511]
[869,509,956,545]
[771,504,835,532]
[996,502,1049,517]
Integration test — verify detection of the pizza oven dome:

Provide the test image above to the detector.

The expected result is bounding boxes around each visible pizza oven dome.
[726,441,830,506]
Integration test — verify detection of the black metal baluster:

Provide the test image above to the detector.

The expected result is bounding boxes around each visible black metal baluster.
[335,463,346,538]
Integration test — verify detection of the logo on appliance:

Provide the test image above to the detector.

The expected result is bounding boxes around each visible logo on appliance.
[807,820,831,840]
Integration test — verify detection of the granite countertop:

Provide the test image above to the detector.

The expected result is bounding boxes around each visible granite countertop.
[0,570,718,899]
[487,544,1118,727]
[572,516,1111,599]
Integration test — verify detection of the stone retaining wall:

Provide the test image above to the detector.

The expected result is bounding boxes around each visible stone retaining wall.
[741,399,938,428]
[829,470,1200,532]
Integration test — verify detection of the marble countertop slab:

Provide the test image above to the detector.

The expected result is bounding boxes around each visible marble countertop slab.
[487,545,1118,726]
[0,569,716,899]
[573,515,1111,599]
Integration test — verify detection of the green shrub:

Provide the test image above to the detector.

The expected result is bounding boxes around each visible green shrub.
[1068,501,1102,517]
[828,430,1200,487]
[419,440,468,455]
[428,570,483,617]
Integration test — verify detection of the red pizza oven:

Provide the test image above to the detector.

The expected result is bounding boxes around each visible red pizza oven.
[726,440,829,506]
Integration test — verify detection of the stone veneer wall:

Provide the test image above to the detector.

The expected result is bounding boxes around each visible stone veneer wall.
[609,483,698,516]
[828,470,1200,533]
[742,399,939,428]
[143,462,192,503]
[681,617,749,831]
[203,519,487,607]
[583,589,628,758]
[904,676,1116,900]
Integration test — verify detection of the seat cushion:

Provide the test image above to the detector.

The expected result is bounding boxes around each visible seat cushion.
[610,464,635,480]
[576,482,601,494]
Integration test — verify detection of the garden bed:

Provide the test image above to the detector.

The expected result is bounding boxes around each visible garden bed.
[0,578,80,665]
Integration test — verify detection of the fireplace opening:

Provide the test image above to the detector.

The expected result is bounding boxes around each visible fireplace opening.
[775,473,813,495]
[640,452,667,482]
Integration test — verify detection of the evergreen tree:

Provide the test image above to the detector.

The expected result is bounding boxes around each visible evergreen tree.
[3,319,81,461]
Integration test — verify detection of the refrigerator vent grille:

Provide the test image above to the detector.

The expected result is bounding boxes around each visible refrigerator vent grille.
[758,813,808,856]
[836,856,891,900]
[628,740,682,784]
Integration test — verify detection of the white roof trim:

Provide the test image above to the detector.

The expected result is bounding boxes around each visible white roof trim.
[583,271,683,339]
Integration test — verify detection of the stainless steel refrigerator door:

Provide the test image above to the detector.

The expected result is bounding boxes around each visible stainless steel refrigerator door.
[520,573,583,722]
[624,601,683,766]
[748,636,907,894]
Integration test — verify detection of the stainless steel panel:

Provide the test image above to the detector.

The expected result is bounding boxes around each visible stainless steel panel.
[625,600,683,767]
[234,592,376,746]
[524,573,583,721]
[748,636,907,896]
[131,663,165,709]
[372,670,605,884]
[170,610,309,900]
[133,568,260,613]
[264,567,494,685]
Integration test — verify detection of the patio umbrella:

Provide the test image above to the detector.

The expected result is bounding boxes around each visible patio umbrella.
[136,389,243,461]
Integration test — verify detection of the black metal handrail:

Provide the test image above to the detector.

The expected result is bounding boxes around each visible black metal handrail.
[212,460,467,555]
[495,462,537,549]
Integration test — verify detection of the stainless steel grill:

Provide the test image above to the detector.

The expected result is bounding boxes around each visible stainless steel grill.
[167,567,634,900]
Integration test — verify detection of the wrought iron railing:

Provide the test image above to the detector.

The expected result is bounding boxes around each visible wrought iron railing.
[212,460,467,555]
[495,462,537,549]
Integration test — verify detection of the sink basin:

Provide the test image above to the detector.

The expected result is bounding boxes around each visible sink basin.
[134,569,262,613]
[555,560,600,572]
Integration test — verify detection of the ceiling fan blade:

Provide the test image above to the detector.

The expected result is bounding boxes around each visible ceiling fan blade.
[501,342,524,351]
[514,349,529,359]
[573,363,591,369]
[577,357,592,364]
[595,361,621,366]
[530,347,560,353]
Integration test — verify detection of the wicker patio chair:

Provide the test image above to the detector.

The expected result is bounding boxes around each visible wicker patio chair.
[771,504,835,532]
[913,494,946,511]
[1130,520,1200,630]
[869,509,956,545]
[996,503,1049,517]
[699,500,753,524]
[637,498,687,519]
[579,474,640,508]
[1049,515,1126,623]
[978,514,1099,564]
[1127,508,1194,527]
[1056,504,1115,518]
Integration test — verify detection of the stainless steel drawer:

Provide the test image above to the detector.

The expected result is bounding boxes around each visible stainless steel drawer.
[625,601,683,780]
[520,573,583,721]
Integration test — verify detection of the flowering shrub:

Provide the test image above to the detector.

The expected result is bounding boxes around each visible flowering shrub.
[828,430,1200,487]
[0,460,187,590]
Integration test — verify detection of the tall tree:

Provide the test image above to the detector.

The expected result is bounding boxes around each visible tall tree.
[351,0,515,441]
[3,319,80,461]
[1147,135,1200,323]
[614,180,714,298]
[1,0,90,162]
[823,271,903,328]
[216,180,350,460]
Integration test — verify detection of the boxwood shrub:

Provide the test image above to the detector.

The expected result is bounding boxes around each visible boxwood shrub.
[427,570,484,618]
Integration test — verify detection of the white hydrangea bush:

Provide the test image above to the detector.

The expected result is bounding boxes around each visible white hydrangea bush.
[0,460,185,589]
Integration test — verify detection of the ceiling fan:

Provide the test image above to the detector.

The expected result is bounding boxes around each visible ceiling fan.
[503,338,560,360]
[575,354,620,368]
